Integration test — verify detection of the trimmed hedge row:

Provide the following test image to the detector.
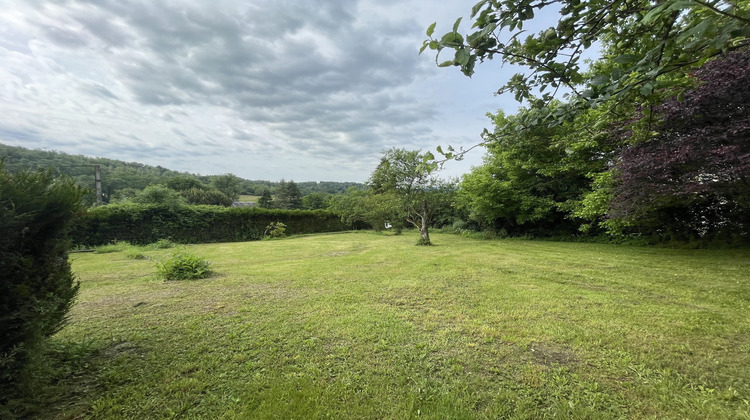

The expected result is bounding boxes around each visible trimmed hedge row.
[69,204,349,246]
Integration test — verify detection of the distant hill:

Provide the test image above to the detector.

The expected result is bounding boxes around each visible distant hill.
[0,143,363,203]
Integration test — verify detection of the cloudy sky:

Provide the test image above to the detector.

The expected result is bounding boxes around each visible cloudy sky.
[0,0,539,182]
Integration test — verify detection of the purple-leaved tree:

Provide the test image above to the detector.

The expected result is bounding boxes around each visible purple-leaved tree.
[612,49,750,241]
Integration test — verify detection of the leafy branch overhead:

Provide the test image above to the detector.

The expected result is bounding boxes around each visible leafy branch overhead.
[422,0,750,113]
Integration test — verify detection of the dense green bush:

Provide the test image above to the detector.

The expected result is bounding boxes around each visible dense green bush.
[156,251,212,280]
[264,222,287,238]
[0,166,86,394]
[69,204,348,246]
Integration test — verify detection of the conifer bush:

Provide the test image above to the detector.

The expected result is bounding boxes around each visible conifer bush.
[0,166,85,392]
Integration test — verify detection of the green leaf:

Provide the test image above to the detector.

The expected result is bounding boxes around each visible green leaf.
[462,55,477,76]
[640,82,655,96]
[438,60,455,67]
[426,22,437,37]
[455,48,471,66]
[590,74,610,87]
[440,32,464,45]
[471,0,489,17]
[613,54,638,65]
[641,3,668,25]
[452,17,463,33]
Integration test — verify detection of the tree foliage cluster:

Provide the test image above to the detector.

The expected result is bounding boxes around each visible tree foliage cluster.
[424,0,750,244]
[0,166,85,396]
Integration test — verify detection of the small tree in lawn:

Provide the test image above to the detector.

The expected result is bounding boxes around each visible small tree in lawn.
[370,148,440,245]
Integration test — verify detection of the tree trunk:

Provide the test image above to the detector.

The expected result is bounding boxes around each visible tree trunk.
[418,199,431,245]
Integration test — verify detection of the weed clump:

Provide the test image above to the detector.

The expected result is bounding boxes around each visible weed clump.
[150,239,176,249]
[125,249,146,260]
[156,251,212,280]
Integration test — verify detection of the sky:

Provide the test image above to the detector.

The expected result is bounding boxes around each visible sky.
[0,0,547,182]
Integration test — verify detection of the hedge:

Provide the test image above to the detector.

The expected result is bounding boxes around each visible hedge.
[69,204,350,246]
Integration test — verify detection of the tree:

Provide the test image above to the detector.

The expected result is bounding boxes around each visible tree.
[275,180,303,210]
[179,187,233,207]
[329,187,404,232]
[370,148,441,245]
[165,175,206,192]
[609,49,750,241]
[132,184,186,208]
[1,166,86,392]
[258,189,273,208]
[302,192,332,210]
[423,0,749,122]
[210,173,243,202]
[458,103,621,236]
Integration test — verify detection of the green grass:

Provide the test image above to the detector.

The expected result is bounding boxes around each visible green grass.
[238,194,260,203]
[14,232,750,418]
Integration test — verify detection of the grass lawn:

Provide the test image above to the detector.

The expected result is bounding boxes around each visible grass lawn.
[15,232,750,418]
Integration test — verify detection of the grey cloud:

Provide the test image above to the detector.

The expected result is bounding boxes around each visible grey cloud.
[43,26,89,48]
[79,82,119,100]
[0,126,44,143]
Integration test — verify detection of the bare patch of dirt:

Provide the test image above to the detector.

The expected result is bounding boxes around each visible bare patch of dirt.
[527,341,578,367]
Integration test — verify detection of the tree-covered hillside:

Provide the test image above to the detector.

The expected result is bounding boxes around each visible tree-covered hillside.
[0,143,363,203]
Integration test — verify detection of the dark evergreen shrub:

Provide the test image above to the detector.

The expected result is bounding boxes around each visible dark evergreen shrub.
[0,166,85,392]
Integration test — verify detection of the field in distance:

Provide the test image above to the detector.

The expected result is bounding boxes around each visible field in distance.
[237,194,260,203]
[31,232,750,418]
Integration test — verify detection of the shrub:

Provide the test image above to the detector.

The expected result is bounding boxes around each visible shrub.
[264,222,287,238]
[156,251,212,280]
[0,166,86,394]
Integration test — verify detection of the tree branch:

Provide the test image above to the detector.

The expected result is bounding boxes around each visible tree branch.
[692,0,750,24]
